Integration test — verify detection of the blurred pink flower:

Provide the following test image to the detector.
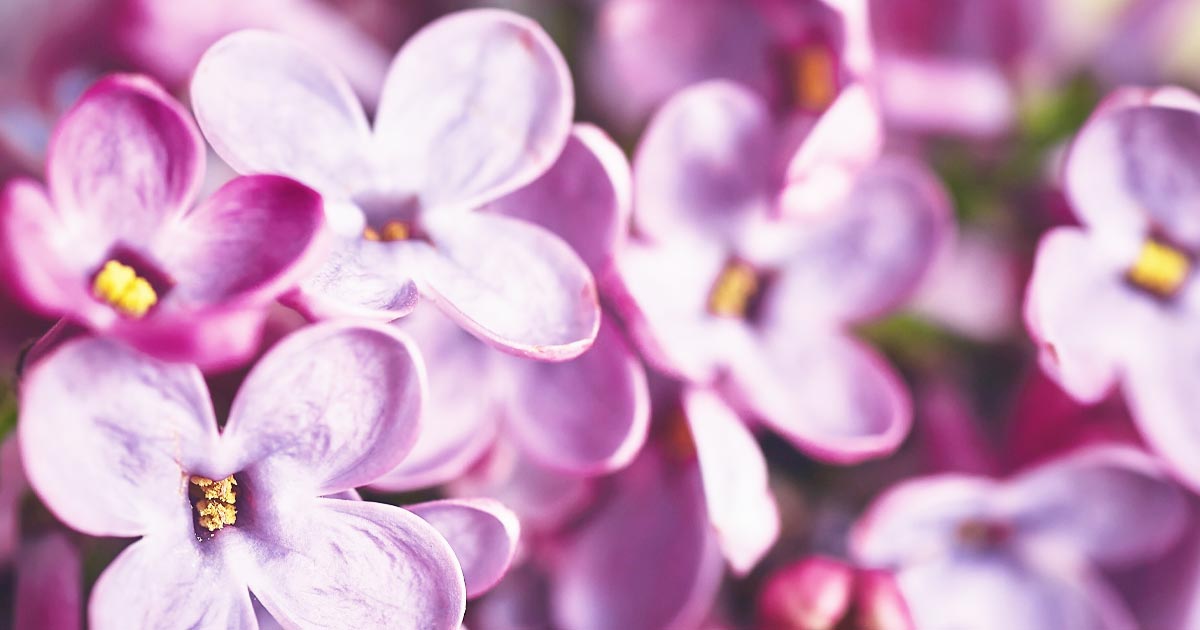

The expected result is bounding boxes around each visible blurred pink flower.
[373,125,649,487]
[756,555,913,630]
[0,75,328,370]
[191,10,601,360]
[13,533,82,630]
[18,322,475,629]
[613,80,950,464]
[852,446,1188,630]
[1026,85,1200,490]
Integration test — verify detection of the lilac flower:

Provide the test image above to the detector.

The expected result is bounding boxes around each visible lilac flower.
[0,437,22,565]
[190,10,601,360]
[756,556,913,630]
[0,75,327,369]
[17,321,499,629]
[1025,86,1200,489]
[852,447,1188,630]
[373,125,649,488]
[613,79,951,464]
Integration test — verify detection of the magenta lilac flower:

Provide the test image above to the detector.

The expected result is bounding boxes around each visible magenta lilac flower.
[0,74,327,369]
[756,556,913,630]
[190,10,600,360]
[18,322,478,629]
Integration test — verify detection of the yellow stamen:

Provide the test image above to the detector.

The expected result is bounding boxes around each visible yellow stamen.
[92,260,157,317]
[1128,239,1190,297]
[708,260,760,318]
[363,220,411,242]
[793,45,837,111]
[191,475,237,532]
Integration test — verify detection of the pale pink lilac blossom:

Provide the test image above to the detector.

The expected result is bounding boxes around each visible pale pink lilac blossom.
[1025,85,1200,490]
[0,74,328,369]
[852,446,1188,630]
[755,556,913,630]
[18,322,506,629]
[191,10,601,360]
[374,124,649,488]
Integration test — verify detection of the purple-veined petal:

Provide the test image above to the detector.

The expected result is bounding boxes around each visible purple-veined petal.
[502,315,650,474]
[489,123,631,276]
[222,322,425,496]
[728,333,911,464]
[289,237,423,322]
[633,80,774,246]
[47,74,204,246]
[15,534,81,630]
[779,84,883,216]
[109,306,268,372]
[154,174,327,307]
[1064,86,1200,250]
[19,336,218,537]
[1002,446,1188,568]
[685,387,778,574]
[419,212,599,360]
[191,29,371,196]
[373,9,572,212]
[408,498,520,599]
[373,306,501,491]
[241,498,465,630]
[1024,228,1158,403]
[896,553,1136,630]
[851,475,997,567]
[553,448,725,630]
[89,531,255,630]
[768,156,952,326]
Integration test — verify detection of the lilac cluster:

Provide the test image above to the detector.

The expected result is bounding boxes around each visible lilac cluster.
[2,1,1200,629]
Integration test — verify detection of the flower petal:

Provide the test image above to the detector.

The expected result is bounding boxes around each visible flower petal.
[241,498,465,630]
[1065,86,1200,250]
[780,84,884,216]
[222,322,425,496]
[685,387,779,575]
[756,557,855,630]
[15,534,82,630]
[191,29,370,196]
[419,212,599,360]
[19,336,218,537]
[1003,446,1188,568]
[372,306,500,491]
[633,80,774,246]
[89,533,255,630]
[1024,228,1156,403]
[502,315,650,474]
[154,174,327,307]
[553,448,725,630]
[851,475,997,567]
[373,9,573,211]
[408,498,520,599]
[768,157,952,325]
[290,237,423,322]
[488,124,631,276]
[47,74,204,245]
[0,438,22,565]
[896,554,1135,630]
[1124,330,1200,493]
[877,56,1015,138]
[729,333,912,463]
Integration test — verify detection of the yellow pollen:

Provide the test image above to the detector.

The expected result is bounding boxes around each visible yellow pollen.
[708,260,760,318]
[363,220,411,242]
[191,475,237,532]
[793,46,837,111]
[92,260,157,317]
[1128,239,1190,297]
